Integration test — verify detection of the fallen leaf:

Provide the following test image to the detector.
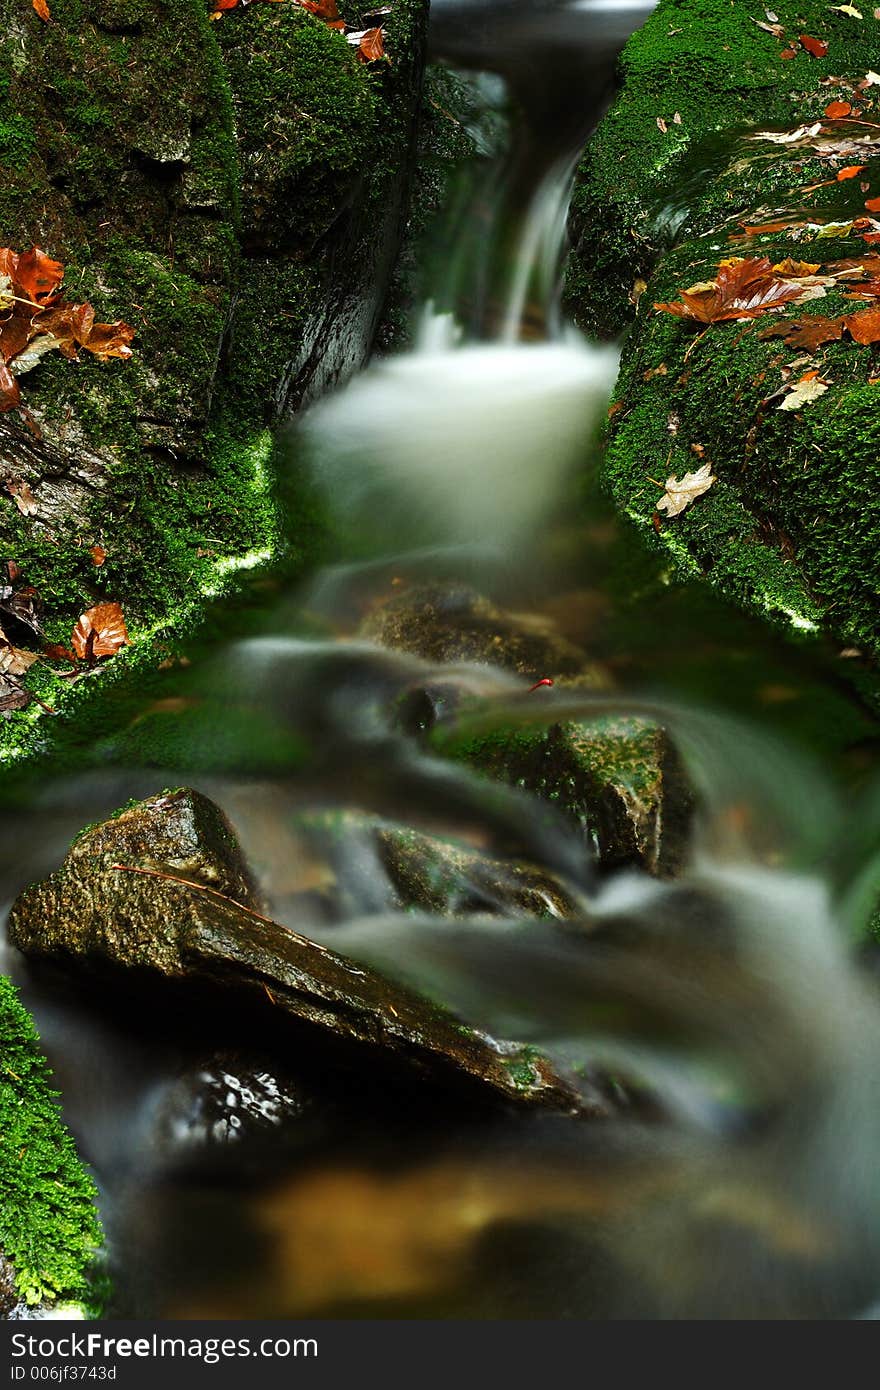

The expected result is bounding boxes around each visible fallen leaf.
[800,35,830,57]
[838,164,868,179]
[844,305,880,341]
[0,628,38,677]
[772,258,821,275]
[830,3,863,14]
[656,116,668,133]
[825,100,853,117]
[90,544,107,567]
[753,18,785,37]
[865,196,880,211]
[5,479,38,516]
[778,373,830,410]
[351,27,385,62]
[0,673,31,715]
[656,463,716,518]
[72,602,130,661]
[655,257,814,324]
[759,314,846,349]
[31,0,50,20]
[780,47,798,58]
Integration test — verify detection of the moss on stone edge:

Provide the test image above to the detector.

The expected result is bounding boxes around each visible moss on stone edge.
[0,0,428,766]
[0,975,102,1312]
[566,0,880,665]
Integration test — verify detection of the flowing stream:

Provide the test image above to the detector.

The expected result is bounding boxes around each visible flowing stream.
[3,0,880,1319]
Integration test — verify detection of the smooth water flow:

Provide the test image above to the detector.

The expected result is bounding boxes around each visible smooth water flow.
[3,0,880,1320]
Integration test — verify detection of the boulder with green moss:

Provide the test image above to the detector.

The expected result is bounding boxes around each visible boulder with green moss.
[0,0,428,762]
[0,975,102,1316]
[8,788,594,1114]
[566,0,880,665]
[435,715,694,877]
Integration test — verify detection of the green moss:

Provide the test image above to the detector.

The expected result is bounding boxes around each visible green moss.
[0,976,102,1310]
[569,0,880,667]
[0,0,428,766]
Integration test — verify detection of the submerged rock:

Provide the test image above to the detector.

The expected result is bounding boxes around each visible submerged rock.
[0,975,102,1318]
[9,790,594,1115]
[361,584,610,684]
[273,808,582,924]
[566,0,880,667]
[436,715,693,877]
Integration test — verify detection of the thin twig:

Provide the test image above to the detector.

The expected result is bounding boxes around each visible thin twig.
[110,863,276,926]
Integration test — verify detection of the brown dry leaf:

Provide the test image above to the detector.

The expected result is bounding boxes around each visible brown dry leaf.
[71,601,130,661]
[0,627,38,677]
[758,315,846,349]
[655,257,812,324]
[844,306,880,341]
[90,544,107,567]
[5,479,38,516]
[799,34,829,57]
[0,672,31,715]
[656,462,716,518]
[358,28,386,62]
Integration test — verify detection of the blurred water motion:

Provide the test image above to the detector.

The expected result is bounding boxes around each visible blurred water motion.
[3,0,880,1322]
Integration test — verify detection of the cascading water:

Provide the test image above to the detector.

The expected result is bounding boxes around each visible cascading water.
[3,0,880,1321]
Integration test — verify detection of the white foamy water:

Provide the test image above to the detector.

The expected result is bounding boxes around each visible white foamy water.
[302,330,618,551]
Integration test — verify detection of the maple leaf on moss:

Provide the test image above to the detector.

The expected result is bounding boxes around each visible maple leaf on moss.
[655,463,716,518]
[655,258,810,324]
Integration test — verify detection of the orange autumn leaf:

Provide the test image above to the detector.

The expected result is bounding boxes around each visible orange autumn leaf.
[72,602,130,660]
[655,257,810,325]
[90,545,107,567]
[844,306,880,343]
[825,101,852,118]
[780,47,797,59]
[839,165,868,180]
[799,35,829,58]
[299,0,339,16]
[865,196,880,212]
[357,27,385,62]
[32,0,50,19]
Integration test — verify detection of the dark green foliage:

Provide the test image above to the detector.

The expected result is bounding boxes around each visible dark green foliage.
[0,976,102,1310]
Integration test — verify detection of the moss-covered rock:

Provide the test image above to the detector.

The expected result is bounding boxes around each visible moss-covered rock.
[0,0,428,763]
[8,788,593,1114]
[434,714,693,877]
[567,0,880,666]
[0,975,102,1315]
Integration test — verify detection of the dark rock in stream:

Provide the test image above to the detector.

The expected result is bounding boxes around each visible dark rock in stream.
[272,808,583,925]
[9,790,597,1116]
[361,584,611,684]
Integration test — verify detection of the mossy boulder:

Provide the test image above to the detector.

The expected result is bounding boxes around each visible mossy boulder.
[566,0,880,666]
[0,974,102,1315]
[0,0,428,762]
[434,715,694,877]
[8,788,592,1114]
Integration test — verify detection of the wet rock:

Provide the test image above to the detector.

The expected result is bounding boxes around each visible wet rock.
[361,584,611,684]
[273,808,582,924]
[9,790,594,1116]
[438,715,694,877]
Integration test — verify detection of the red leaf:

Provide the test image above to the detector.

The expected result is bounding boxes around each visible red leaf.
[299,0,339,16]
[839,165,867,180]
[780,48,797,59]
[825,101,852,118]
[799,35,829,58]
[865,196,880,212]
[71,602,130,660]
[32,0,50,19]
